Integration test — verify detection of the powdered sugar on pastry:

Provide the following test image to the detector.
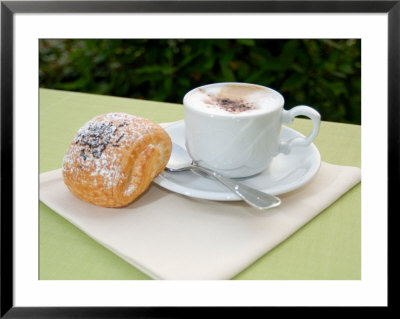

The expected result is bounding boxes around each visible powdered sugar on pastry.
[62,112,172,207]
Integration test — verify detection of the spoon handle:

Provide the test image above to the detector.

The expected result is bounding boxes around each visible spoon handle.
[191,165,281,210]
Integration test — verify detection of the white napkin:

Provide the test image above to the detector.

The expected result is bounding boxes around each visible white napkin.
[39,161,360,280]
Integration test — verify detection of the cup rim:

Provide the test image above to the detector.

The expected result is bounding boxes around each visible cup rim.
[183,82,285,117]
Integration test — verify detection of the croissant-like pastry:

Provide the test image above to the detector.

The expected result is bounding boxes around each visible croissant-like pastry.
[62,112,172,207]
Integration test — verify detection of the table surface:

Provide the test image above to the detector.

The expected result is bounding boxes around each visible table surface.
[39,88,361,280]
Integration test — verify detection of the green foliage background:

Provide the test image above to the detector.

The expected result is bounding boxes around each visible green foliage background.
[39,39,361,124]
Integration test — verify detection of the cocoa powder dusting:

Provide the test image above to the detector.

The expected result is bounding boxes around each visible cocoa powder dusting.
[202,93,256,113]
[199,85,261,114]
[213,97,256,113]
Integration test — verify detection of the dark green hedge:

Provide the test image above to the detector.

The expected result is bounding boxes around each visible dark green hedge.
[39,39,361,124]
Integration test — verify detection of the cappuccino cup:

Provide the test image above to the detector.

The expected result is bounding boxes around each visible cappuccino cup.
[183,82,321,178]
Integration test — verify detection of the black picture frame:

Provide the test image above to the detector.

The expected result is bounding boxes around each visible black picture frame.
[1,0,396,317]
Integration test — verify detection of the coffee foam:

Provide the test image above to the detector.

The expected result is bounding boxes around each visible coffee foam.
[184,83,283,116]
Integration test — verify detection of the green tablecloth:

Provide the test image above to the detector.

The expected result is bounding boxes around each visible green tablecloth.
[39,88,361,280]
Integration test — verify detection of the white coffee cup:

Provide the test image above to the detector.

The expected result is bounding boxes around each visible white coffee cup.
[183,82,321,178]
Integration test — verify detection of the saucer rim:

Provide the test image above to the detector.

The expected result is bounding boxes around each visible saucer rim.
[153,121,321,201]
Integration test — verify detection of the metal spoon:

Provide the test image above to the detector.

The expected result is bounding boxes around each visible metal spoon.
[165,143,281,210]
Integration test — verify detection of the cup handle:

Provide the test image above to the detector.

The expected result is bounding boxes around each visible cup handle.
[279,105,321,154]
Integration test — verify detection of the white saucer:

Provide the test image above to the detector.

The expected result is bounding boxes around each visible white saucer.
[153,121,321,201]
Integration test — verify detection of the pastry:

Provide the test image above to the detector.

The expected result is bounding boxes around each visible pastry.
[62,112,172,207]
